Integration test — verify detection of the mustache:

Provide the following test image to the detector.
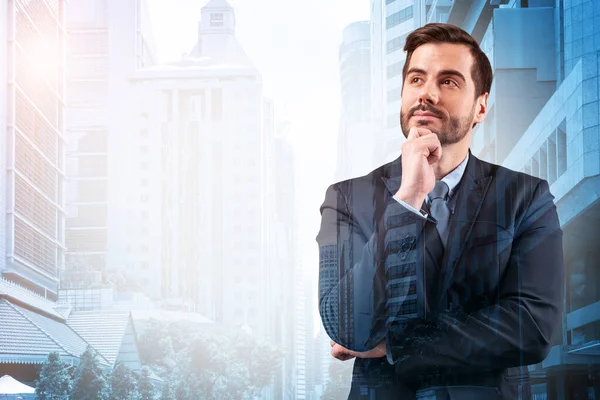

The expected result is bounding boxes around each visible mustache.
[408,104,444,119]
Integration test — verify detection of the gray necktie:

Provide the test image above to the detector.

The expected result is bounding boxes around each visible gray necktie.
[428,180,450,248]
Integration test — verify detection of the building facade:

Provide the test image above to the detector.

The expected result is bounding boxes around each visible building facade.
[414,0,600,398]
[336,21,375,182]
[128,2,303,396]
[64,0,157,296]
[265,122,304,399]
[0,0,67,299]
[131,0,267,322]
[370,0,428,165]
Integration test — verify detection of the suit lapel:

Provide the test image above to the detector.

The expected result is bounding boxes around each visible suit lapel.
[436,152,493,310]
[380,155,403,198]
[379,151,494,313]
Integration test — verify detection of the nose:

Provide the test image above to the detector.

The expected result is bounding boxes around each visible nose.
[418,80,439,105]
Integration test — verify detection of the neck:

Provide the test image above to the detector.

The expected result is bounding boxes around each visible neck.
[432,141,469,180]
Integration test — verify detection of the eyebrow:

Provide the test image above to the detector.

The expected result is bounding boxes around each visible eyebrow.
[406,67,467,83]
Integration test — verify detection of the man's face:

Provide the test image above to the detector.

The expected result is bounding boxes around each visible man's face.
[400,43,486,145]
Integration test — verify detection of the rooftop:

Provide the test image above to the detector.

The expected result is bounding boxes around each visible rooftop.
[0,298,108,365]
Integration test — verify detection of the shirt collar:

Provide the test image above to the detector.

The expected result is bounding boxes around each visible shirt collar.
[440,151,469,199]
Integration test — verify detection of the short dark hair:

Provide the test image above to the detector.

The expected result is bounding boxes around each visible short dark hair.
[402,23,493,98]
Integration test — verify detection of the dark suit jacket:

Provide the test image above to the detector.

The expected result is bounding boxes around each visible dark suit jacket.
[316,150,565,399]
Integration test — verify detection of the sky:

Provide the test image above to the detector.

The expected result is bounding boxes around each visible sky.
[147,0,372,333]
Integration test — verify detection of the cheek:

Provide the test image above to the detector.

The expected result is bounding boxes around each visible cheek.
[448,103,471,118]
[400,95,415,113]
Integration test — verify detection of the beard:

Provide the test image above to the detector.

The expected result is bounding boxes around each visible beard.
[400,103,475,146]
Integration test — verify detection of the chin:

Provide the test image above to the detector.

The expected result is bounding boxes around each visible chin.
[416,120,439,128]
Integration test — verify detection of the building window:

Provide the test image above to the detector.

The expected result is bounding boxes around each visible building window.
[211,13,224,27]
[387,34,408,54]
[388,299,417,316]
[387,87,402,104]
[539,145,548,181]
[387,114,400,129]
[387,61,403,80]
[386,6,413,30]
[532,156,539,178]
[548,136,557,185]
[388,263,416,280]
[212,88,223,120]
[557,119,567,177]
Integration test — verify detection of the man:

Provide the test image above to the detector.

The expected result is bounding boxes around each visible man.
[316,23,564,399]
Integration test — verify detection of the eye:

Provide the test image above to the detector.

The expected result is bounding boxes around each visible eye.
[410,76,422,83]
[442,79,458,86]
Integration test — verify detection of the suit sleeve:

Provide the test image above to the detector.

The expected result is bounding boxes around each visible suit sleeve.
[316,181,427,352]
[386,179,565,375]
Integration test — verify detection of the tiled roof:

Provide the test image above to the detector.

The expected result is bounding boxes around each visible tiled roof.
[0,299,108,365]
[0,278,65,320]
[67,310,131,366]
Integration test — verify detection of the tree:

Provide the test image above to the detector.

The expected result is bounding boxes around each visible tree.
[108,362,139,400]
[159,381,172,400]
[138,366,155,400]
[137,320,285,399]
[71,346,108,400]
[320,359,353,400]
[35,352,71,400]
[245,339,284,398]
[138,319,174,367]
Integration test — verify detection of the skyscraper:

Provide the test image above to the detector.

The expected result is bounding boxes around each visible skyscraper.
[64,0,157,294]
[0,0,67,299]
[336,21,374,181]
[371,0,426,164]
[371,1,600,397]
[131,0,269,326]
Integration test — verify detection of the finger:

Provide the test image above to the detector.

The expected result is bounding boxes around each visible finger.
[415,134,442,162]
[406,126,419,141]
[407,126,435,141]
[331,346,355,361]
[332,344,352,357]
[406,134,440,157]
[428,143,442,164]
[330,339,335,347]
[416,127,435,137]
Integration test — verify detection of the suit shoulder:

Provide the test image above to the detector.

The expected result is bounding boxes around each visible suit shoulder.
[478,157,547,193]
[328,162,388,195]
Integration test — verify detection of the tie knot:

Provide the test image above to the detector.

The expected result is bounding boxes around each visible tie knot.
[429,180,449,202]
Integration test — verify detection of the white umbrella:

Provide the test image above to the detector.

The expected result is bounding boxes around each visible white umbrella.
[0,375,35,394]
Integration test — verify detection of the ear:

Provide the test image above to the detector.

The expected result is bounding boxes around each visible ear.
[473,92,488,124]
